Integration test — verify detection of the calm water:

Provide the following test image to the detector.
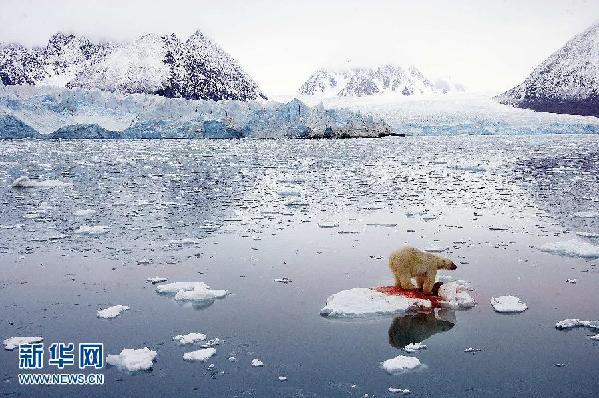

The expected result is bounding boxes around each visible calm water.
[1,136,598,397]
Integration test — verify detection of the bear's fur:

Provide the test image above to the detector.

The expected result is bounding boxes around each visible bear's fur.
[389,246,457,294]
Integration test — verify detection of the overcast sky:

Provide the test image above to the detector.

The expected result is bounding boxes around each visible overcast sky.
[1,0,598,95]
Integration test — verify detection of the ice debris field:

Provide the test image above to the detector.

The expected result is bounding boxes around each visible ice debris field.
[1,135,599,397]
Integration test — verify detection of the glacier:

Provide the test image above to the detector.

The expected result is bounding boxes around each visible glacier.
[0,85,391,139]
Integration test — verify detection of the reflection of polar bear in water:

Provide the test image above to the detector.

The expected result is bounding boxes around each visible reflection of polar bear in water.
[389,246,457,294]
[388,309,456,348]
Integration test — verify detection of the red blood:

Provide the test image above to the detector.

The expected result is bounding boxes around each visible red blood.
[371,285,442,308]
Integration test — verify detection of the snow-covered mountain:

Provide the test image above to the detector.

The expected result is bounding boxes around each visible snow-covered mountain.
[298,65,464,97]
[496,22,599,117]
[0,31,265,101]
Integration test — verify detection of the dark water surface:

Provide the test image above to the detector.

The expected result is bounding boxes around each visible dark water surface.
[1,136,598,397]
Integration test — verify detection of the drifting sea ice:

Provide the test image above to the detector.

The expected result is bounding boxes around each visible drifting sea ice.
[183,347,216,362]
[537,239,599,258]
[173,333,207,345]
[438,282,476,309]
[251,359,264,367]
[147,276,168,284]
[97,304,129,319]
[11,176,72,188]
[403,343,427,353]
[3,336,43,350]
[319,288,431,318]
[388,387,411,395]
[381,355,422,374]
[156,281,228,302]
[106,347,157,371]
[490,296,528,313]
[555,319,599,330]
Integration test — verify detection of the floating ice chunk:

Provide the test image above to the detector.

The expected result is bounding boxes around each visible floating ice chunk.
[403,343,426,353]
[464,347,482,353]
[438,282,476,309]
[147,276,168,284]
[278,376,287,381]
[183,348,216,362]
[11,176,72,188]
[382,355,422,374]
[590,334,599,340]
[566,279,577,284]
[574,211,599,218]
[73,209,96,216]
[155,282,210,294]
[251,359,264,367]
[174,286,229,302]
[388,387,411,395]
[320,288,431,318]
[173,333,207,345]
[106,347,157,371]
[537,239,599,259]
[3,336,43,350]
[555,319,599,330]
[97,305,129,319]
[75,225,109,235]
[200,338,221,348]
[274,277,292,284]
[490,296,527,313]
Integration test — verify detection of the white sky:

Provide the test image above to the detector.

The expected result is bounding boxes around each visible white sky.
[1,0,598,96]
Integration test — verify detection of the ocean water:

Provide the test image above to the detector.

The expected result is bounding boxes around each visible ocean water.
[1,135,598,397]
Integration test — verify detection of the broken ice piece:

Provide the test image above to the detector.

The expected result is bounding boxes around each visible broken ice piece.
[3,336,43,350]
[106,347,156,371]
[147,276,168,284]
[173,333,207,345]
[251,359,264,367]
[490,296,527,313]
[464,347,482,353]
[97,305,129,319]
[274,277,292,284]
[565,279,577,284]
[381,355,421,374]
[388,387,411,395]
[403,342,426,353]
[183,348,216,362]
[278,376,287,381]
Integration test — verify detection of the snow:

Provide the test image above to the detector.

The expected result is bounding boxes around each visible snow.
[73,209,96,216]
[319,288,431,318]
[496,22,599,117]
[437,281,476,309]
[155,281,228,302]
[381,355,422,374]
[388,387,411,395]
[173,332,207,345]
[183,347,216,362]
[3,336,43,350]
[147,276,168,284]
[97,304,129,319]
[75,225,109,235]
[11,176,71,188]
[537,239,599,259]
[106,347,157,371]
[555,319,599,330]
[490,296,528,313]
[403,342,426,353]
[251,358,264,367]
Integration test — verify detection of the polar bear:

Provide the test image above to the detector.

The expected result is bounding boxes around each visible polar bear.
[389,246,457,294]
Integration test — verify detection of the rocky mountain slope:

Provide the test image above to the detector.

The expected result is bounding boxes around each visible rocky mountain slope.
[0,31,265,101]
[496,22,599,117]
[298,65,464,97]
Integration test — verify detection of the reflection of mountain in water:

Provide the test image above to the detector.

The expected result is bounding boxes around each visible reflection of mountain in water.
[388,309,455,349]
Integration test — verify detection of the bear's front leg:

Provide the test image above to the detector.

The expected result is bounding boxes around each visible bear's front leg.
[398,274,415,290]
[422,272,436,295]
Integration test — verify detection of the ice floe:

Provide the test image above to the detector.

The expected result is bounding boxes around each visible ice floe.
[437,282,476,309]
[147,276,168,284]
[97,305,129,319]
[537,239,599,259]
[183,347,216,362]
[106,347,157,371]
[11,176,72,188]
[555,319,599,330]
[382,355,422,374]
[490,296,528,313]
[75,225,109,235]
[173,332,207,345]
[3,336,43,350]
[251,358,264,367]
[320,288,431,318]
[156,281,229,302]
[388,387,411,395]
[403,342,427,353]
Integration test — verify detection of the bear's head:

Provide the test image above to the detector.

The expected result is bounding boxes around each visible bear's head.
[437,257,457,271]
